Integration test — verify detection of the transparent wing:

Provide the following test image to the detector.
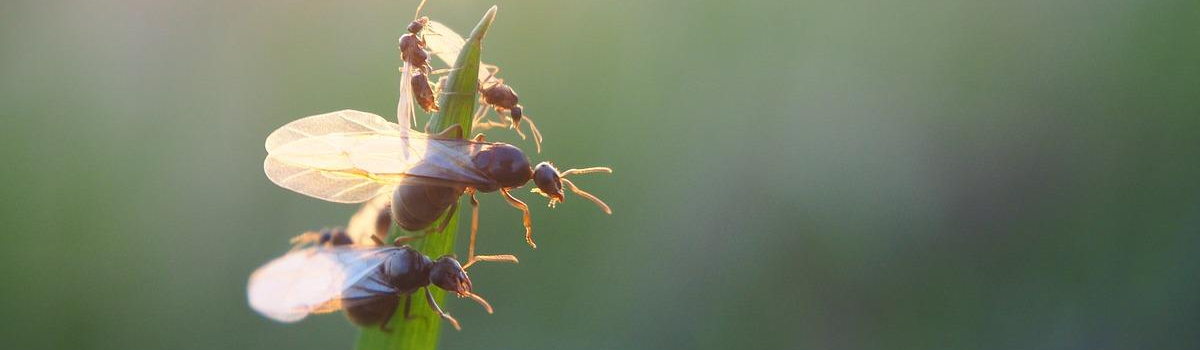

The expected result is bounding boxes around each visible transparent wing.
[265,109,406,152]
[425,20,493,83]
[346,195,390,245]
[247,247,400,323]
[424,21,466,68]
[263,155,401,203]
[397,62,416,130]
[264,110,496,203]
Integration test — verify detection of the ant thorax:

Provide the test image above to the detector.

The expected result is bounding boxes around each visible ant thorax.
[471,143,533,191]
[482,84,519,108]
[381,246,434,293]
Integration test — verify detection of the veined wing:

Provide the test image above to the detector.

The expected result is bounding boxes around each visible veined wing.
[397,62,417,129]
[264,155,401,203]
[346,195,390,245]
[264,110,495,203]
[247,246,400,323]
[425,20,494,83]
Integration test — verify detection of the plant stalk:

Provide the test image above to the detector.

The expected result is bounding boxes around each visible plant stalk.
[354,6,496,350]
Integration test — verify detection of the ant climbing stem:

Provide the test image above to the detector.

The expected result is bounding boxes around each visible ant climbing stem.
[474,65,543,153]
[265,111,614,274]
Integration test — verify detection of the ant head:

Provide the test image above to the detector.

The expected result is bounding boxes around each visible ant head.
[375,203,393,240]
[509,105,523,125]
[531,164,613,213]
[408,17,429,34]
[429,256,472,295]
[472,143,533,190]
[532,162,564,203]
[319,227,354,246]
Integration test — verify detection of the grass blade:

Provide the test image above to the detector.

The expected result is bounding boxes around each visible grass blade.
[354,6,497,350]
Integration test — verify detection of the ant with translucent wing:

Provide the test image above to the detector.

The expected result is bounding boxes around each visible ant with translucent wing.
[472,66,543,152]
[263,110,613,268]
[252,196,511,331]
[398,0,439,114]
[422,21,544,152]
[248,234,494,331]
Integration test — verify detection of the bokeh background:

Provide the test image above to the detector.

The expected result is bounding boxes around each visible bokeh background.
[2,0,1198,349]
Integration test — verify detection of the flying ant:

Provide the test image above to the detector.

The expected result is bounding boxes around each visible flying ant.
[248,235,493,331]
[422,22,543,151]
[263,110,612,267]
[398,0,438,114]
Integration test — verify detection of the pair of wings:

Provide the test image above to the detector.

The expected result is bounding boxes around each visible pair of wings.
[263,110,495,204]
[424,21,502,86]
[252,195,397,322]
[250,20,499,325]
[247,246,406,323]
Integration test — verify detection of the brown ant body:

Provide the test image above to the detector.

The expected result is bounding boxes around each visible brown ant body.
[390,128,611,267]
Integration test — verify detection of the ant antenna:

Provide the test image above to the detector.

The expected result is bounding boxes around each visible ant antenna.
[560,167,612,177]
[535,167,613,214]
[461,291,494,314]
[521,113,544,153]
[413,0,429,20]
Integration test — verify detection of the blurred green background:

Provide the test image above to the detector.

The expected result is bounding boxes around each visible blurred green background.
[2,0,1198,349]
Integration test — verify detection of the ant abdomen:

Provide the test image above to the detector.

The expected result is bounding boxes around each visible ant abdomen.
[344,294,399,327]
[391,182,465,232]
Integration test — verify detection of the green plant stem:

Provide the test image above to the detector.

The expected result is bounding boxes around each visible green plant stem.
[354,6,496,350]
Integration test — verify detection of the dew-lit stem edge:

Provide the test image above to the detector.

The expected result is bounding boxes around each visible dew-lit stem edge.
[354,6,496,350]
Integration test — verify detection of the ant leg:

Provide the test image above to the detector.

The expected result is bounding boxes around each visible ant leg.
[500,188,535,249]
[472,133,486,142]
[474,121,510,132]
[480,63,501,82]
[478,65,504,90]
[379,298,399,332]
[370,235,386,246]
[428,201,459,233]
[473,106,514,132]
[425,288,461,330]
[521,114,544,153]
[432,124,464,139]
[393,233,427,246]
[463,191,519,269]
[508,116,528,140]
[428,67,461,75]
[474,120,510,132]
[470,104,491,127]
[288,231,322,251]
[403,294,416,319]
[467,191,480,263]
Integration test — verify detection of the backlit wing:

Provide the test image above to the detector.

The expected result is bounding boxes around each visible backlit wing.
[425,20,494,83]
[247,246,400,323]
[397,62,416,129]
[264,110,495,203]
